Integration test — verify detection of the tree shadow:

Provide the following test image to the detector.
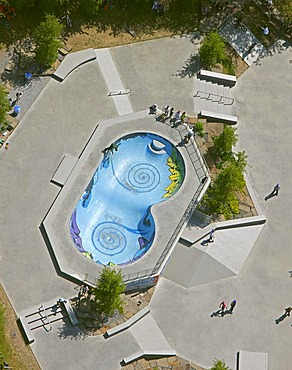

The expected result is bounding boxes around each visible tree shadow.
[57,319,89,340]
[177,53,200,78]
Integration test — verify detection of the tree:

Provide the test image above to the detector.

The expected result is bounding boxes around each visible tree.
[79,0,103,18]
[199,32,227,68]
[93,267,125,318]
[213,125,238,164]
[274,0,292,24]
[201,160,246,220]
[210,359,230,370]
[0,84,10,127]
[33,14,63,67]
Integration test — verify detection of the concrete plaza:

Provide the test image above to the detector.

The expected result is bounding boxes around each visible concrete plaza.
[0,35,291,369]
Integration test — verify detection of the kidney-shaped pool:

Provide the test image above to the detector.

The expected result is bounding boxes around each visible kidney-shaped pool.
[70,133,185,266]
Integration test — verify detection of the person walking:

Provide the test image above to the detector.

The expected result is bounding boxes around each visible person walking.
[273,183,280,196]
[169,107,174,119]
[265,183,280,200]
[229,300,237,314]
[219,301,227,315]
[209,229,215,242]
[284,307,292,317]
[261,25,269,35]
[5,142,9,150]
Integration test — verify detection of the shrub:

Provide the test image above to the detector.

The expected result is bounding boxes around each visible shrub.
[210,359,230,370]
[93,267,125,318]
[213,125,238,164]
[199,32,227,68]
[0,84,10,126]
[33,14,63,67]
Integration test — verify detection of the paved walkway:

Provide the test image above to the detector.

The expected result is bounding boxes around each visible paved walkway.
[150,46,292,370]
[0,36,291,369]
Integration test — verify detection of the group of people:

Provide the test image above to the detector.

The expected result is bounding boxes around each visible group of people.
[149,104,196,145]
[218,299,237,315]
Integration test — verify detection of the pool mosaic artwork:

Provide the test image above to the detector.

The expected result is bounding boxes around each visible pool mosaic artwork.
[70,133,185,266]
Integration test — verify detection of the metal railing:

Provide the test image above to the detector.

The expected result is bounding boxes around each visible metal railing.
[39,304,52,332]
[194,90,234,105]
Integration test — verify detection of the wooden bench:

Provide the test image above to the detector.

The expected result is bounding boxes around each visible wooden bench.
[199,110,237,125]
[122,349,176,365]
[18,316,35,344]
[106,306,150,337]
[198,69,237,86]
[62,300,78,326]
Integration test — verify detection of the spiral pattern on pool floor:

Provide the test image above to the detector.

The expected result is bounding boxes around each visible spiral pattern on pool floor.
[92,222,127,256]
[126,163,160,192]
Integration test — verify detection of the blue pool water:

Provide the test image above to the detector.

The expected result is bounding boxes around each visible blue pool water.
[70,133,185,266]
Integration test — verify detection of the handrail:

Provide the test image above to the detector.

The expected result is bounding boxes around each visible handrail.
[39,304,52,332]
[194,90,234,105]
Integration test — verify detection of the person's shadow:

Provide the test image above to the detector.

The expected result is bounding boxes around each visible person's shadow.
[176,138,186,147]
[275,313,288,324]
[211,309,229,318]
[201,237,213,246]
[265,190,278,201]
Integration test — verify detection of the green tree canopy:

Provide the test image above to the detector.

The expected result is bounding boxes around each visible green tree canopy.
[213,125,238,164]
[0,84,10,126]
[274,0,292,23]
[201,159,246,220]
[210,359,230,370]
[199,32,227,68]
[33,14,63,67]
[94,267,125,318]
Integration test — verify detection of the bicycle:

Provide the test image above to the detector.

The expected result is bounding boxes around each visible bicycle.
[0,15,10,28]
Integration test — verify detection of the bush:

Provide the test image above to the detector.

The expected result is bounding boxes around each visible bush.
[33,14,63,67]
[201,157,247,220]
[93,267,125,318]
[213,125,238,165]
[195,121,204,137]
[0,84,10,126]
[199,32,227,68]
[210,359,230,370]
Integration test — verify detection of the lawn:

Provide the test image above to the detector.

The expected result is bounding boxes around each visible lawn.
[0,284,41,370]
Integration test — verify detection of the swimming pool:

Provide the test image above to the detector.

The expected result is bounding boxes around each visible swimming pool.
[70,133,185,266]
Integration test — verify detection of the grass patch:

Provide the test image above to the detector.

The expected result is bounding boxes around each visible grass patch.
[0,284,41,370]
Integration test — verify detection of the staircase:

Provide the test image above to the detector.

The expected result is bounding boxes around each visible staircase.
[193,75,234,116]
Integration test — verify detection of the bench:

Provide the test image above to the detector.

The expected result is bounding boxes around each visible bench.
[51,154,78,186]
[198,69,237,87]
[237,350,268,370]
[106,306,150,337]
[53,48,96,82]
[18,316,35,344]
[199,110,237,125]
[122,349,176,365]
[62,301,78,326]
